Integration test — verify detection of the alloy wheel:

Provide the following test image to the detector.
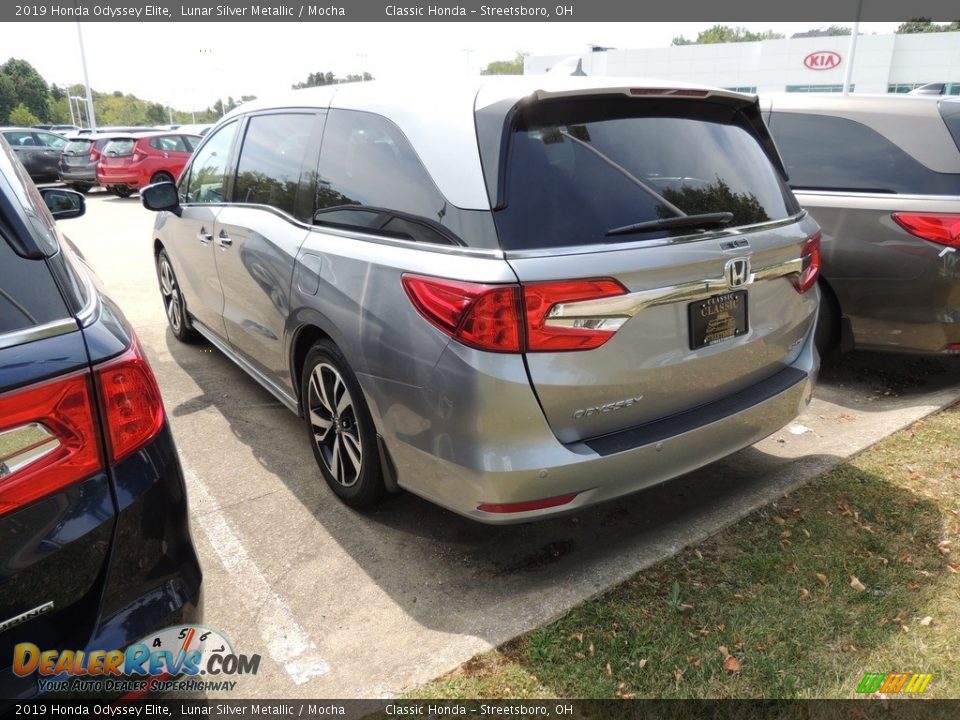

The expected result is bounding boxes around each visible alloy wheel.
[158,256,183,333]
[307,362,363,488]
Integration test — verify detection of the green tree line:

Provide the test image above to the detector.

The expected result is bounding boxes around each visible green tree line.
[0,57,251,127]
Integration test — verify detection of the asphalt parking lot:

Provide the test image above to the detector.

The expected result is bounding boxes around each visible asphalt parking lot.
[61,189,960,699]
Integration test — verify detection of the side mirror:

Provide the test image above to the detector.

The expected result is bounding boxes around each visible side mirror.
[40,188,86,220]
[141,181,181,216]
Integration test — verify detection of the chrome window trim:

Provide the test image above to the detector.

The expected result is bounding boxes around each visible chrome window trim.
[544,257,804,328]
[0,317,78,351]
[792,190,960,201]
[502,212,808,259]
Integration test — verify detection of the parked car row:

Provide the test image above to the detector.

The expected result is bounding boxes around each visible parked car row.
[1,126,200,197]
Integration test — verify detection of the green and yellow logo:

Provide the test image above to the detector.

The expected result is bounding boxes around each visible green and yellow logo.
[856,672,932,695]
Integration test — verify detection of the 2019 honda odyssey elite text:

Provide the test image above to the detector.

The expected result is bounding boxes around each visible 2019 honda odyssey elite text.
[142,78,821,523]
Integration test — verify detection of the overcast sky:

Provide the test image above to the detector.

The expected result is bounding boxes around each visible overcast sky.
[7,21,901,111]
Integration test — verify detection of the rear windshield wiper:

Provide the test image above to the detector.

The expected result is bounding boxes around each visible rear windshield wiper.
[606,212,734,238]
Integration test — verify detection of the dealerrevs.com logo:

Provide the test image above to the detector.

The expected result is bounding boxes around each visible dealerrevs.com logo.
[13,625,260,694]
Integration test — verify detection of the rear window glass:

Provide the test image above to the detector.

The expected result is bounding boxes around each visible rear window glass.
[103,139,136,157]
[940,100,960,153]
[494,98,797,250]
[149,135,188,152]
[63,139,94,155]
[770,111,960,195]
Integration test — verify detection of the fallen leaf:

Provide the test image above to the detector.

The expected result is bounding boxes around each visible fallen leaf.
[938,541,952,556]
[918,616,933,627]
[718,645,730,659]
[723,655,741,673]
[816,573,829,586]
[755,643,766,652]
[588,642,595,657]
[838,502,853,516]
[638,659,647,669]
[773,516,786,525]
[673,667,684,683]
[947,563,960,574]
[850,576,867,592]
[698,626,711,637]
[694,549,703,560]
[907,582,921,591]
[605,662,612,676]
[573,633,583,644]
[717,624,727,632]
[800,587,811,600]
[802,528,811,538]
[680,603,695,611]
[782,530,792,539]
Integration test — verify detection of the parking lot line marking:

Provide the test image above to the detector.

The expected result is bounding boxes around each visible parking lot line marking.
[180,459,331,685]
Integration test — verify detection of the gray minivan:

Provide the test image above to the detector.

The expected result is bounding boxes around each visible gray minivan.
[765,94,960,354]
[142,78,821,523]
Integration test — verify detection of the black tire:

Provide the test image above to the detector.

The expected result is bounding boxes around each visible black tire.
[815,279,841,358]
[150,172,174,185]
[114,186,133,198]
[71,183,91,194]
[156,248,199,343]
[301,340,384,508]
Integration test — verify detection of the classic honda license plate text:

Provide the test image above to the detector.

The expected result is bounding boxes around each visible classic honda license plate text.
[689,290,748,349]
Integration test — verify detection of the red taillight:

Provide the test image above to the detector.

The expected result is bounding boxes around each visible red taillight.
[402,275,628,353]
[95,336,166,462]
[793,232,821,294]
[524,279,627,351]
[0,372,102,517]
[478,493,578,514]
[401,275,523,352]
[892,212,960,249]
[90,148,101,162]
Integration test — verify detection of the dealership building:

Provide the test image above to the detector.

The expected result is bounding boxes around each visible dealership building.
[524,32,960,95]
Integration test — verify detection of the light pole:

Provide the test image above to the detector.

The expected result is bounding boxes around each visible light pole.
[842,0,863,95]
[70,96,87,128]
[76,23,97,131]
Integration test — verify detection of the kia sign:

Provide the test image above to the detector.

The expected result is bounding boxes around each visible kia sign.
[804,51,841,70]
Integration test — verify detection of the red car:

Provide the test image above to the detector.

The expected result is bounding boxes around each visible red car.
[96,132,200,197]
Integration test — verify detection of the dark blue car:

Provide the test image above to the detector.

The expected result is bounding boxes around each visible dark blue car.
[0,135,202,699]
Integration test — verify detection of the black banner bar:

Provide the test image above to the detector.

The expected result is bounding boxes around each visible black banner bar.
[4,0,960,22]
[3,699,960,719]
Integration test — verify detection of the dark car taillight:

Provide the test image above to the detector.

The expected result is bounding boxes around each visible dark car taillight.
[0,371,102,516]
[0,336,165,516]
[892,212,960,249]
[793,232,821,294]
[95,336,166,462]
[401,274,628,353]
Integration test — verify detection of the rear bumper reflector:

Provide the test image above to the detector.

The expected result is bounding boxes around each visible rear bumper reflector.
[478,493,578,514]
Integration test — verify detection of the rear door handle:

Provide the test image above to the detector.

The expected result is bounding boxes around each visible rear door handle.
[198,228,213,244]
[217,231,232,249]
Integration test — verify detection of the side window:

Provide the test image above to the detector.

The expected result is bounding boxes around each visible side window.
[0,234,71,335]
[35,132,67,148]
[314,109,454,244]
[770,111,960,195]
[150,135,188,153]
[234,113,316,218]
[182,135,199,152]
[4,131,34,146]
[182,121,239,204]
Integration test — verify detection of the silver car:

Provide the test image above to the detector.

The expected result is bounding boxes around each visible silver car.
[142,77,821,523]
[764,94,960,354]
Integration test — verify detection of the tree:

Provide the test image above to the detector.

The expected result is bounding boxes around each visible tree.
[9,102,39,126]
[292,71,373,89]
[796,25,852,36]
[0,74,15,123]
[672,26,785,46]
[1,58,51,121]
[481,52,528,75]
[896,18,960,33]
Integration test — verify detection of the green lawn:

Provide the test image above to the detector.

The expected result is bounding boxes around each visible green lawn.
[413,405,960,699]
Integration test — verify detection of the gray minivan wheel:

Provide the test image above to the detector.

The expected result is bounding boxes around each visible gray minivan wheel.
[302,340,384,508]
[156,249,199,343]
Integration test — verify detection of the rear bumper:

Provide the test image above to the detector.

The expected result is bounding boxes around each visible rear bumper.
[364,325,818,524]
[0,425,202,700]
[59,164,97,183]
[97,169,140,187]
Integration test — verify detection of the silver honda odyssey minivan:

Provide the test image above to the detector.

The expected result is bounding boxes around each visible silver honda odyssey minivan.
[142,77,821,523]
